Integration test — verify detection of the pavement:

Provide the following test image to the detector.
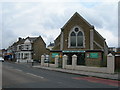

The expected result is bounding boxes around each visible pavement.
[33,65,119,80]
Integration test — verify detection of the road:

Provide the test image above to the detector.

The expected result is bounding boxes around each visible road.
[2,61,119,88]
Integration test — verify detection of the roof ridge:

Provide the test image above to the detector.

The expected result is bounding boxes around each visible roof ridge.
[61,12,93,29]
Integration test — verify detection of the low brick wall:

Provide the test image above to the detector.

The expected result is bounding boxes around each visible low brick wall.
[62,53,114,74]
[65,65,73,70]
[44,63,49,67]
[49,64,56,68]
[41,53,115,74]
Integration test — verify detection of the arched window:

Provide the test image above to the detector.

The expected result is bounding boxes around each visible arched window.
[69,27,84,48]
[70,32,76,46]
[77,31,83,46]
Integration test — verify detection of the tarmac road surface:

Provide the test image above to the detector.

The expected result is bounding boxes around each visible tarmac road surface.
[2,62,119,89]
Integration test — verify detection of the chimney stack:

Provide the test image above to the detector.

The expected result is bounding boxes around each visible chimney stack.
[18,37,22,41]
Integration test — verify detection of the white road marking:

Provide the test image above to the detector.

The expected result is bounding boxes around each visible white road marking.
[26,73,44,79]
[13,69,23,72]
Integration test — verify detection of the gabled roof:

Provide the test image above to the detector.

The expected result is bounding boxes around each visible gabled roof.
[14,36,46,45]
[26,36,38,43]
[10,38,25,47]
[33,36,46,45]
[10,42,17,47]
[54,34,61,44]
[94,29,105,40]
[61,12,93,29]
[17,38,25,44]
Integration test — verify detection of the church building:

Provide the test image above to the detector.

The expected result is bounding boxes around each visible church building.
[51,12,108,66]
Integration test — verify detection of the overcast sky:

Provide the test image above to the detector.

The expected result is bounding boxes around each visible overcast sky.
[0,0,119,49]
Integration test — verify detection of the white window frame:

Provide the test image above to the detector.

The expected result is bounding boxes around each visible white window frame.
[21,44,31,50]
[68,26,85,48]
[17,45,21,51]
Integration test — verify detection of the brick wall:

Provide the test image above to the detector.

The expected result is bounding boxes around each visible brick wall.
[85,51,103,67]
[32,37,47,60]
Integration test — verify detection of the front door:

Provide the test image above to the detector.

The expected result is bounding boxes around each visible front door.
[58,57,62,68]
[77,53,85,65]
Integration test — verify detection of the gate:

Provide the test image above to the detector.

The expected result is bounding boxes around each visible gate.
[58,56,62,68]
[115,56,120,70]
[77,53,85,65]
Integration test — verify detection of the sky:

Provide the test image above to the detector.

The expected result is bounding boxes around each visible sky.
[0,0,119,49]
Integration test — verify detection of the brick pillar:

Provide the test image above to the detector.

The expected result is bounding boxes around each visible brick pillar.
[41,55,45,66]
[107,53,115,73]
[72,54,77,70]
[62,55,68,69]
[55,55,59,67]
[90,29,94,50]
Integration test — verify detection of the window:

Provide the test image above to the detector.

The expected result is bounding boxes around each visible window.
[18,53,20,59]
[21,53,23,59]
[19,46,21,50]
[22,44,30,50]
[26,45,29,50]
[17,45,21,50]
[69,27,84,48]
[24,53,29,59]
[77,31,83,46]
[70,32,76,46]
[21,45,24,50]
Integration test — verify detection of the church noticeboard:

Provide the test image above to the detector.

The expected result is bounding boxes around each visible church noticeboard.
[52,53,59,58]
[90,53,98,58]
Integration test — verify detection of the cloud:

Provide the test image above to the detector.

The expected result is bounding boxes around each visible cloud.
[97,29,118,47]
[0,1,118,49]
[0,0,119,3]
[0,3,2,49]
[2,29,18,48]
[30,28,61,45]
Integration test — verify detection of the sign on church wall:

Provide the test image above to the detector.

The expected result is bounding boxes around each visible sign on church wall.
[52,53,59,58]
[90,53,99,58]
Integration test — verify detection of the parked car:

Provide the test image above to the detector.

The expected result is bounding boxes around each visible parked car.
[33,59,40,63]
[44,59,49,63]
[44,55,49,63]
[0,57,4,62]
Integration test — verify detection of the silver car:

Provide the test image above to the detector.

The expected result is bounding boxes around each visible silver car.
[0,57,4,62]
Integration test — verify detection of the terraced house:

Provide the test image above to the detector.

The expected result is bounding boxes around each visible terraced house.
[7,36,48,63]
[51,12,108,66]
